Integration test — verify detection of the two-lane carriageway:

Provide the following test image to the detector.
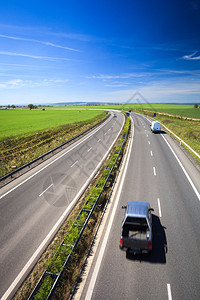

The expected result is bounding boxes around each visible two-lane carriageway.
[77,112,200,300]
[0,111,125,299]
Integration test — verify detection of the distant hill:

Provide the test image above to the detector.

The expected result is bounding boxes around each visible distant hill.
[50,102,116,106]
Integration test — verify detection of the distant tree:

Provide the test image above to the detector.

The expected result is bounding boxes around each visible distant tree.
[28,104,34,110]
[28,104,38,110]
[11,105,16,109]
[194,104,198,108]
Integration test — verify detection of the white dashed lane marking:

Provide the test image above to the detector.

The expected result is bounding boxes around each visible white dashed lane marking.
[71,160,78,168]
[153,167,156,176]
[39,184,53,197]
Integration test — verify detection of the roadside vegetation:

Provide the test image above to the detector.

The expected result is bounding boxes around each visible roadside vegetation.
[155,115,200,164]
[0,110,107,177]
[133,104,200,119]
[14,116,130,300]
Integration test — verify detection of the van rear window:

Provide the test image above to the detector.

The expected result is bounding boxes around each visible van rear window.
[125,217,147,226]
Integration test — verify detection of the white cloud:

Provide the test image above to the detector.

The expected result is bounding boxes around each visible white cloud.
[104,84,128,87]
[0,34,80,52]
[87,74,129,79]
[0,78,69,89]
[87,73,147,80]
[103,78,200,103]
[181,51,200,60]
[0,51,71,61]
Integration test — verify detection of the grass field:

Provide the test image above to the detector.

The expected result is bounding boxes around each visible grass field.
[133,104,200,119]
[0,109,106,177]
[0,109,105,139]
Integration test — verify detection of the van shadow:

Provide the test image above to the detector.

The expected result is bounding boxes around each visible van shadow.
[126,215,167,264]
[160,130,166,134]
[153,130,166,134]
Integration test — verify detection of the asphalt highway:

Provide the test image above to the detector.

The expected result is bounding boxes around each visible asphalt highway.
[0,111,124,299]
[77,113,200,300]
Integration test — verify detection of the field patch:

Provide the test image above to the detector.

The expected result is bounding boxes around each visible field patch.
[135,104,200,119]
[0,110,106,177]
[0,109,104,139]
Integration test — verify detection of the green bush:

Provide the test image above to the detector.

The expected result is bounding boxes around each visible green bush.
[34,274,55,300]
[75,211,89,226]
[96,178,106,188]
[64,226,80,246]
[102,169,110,177]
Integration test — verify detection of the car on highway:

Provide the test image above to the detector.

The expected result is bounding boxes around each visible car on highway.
[150,121,161,133]
[119,201,154,254]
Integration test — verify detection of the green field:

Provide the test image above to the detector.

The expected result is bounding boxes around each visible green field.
[0,109,106,177]
[51,104,200,119]
[0,109,104,139]
[133,104,200,119]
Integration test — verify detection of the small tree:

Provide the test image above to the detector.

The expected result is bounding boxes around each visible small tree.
[28,104,38,110]
[194,104,198,108]
[28,104,34,110]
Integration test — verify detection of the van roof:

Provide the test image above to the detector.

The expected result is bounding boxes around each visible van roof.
[126,201,150,218]
[152,121,160,124]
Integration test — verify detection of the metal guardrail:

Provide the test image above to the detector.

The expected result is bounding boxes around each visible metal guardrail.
[0,114,110,188]
[28,121,130,300]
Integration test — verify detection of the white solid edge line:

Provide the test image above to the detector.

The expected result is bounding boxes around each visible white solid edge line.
[85,116,134,300]
[1,114,125,300]
[0,117,110,200]
[157,198,162,218]
[167,283,172,300]
[161,134,200,201]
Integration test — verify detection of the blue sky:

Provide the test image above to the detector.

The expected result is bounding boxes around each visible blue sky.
[0,0,200,105]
